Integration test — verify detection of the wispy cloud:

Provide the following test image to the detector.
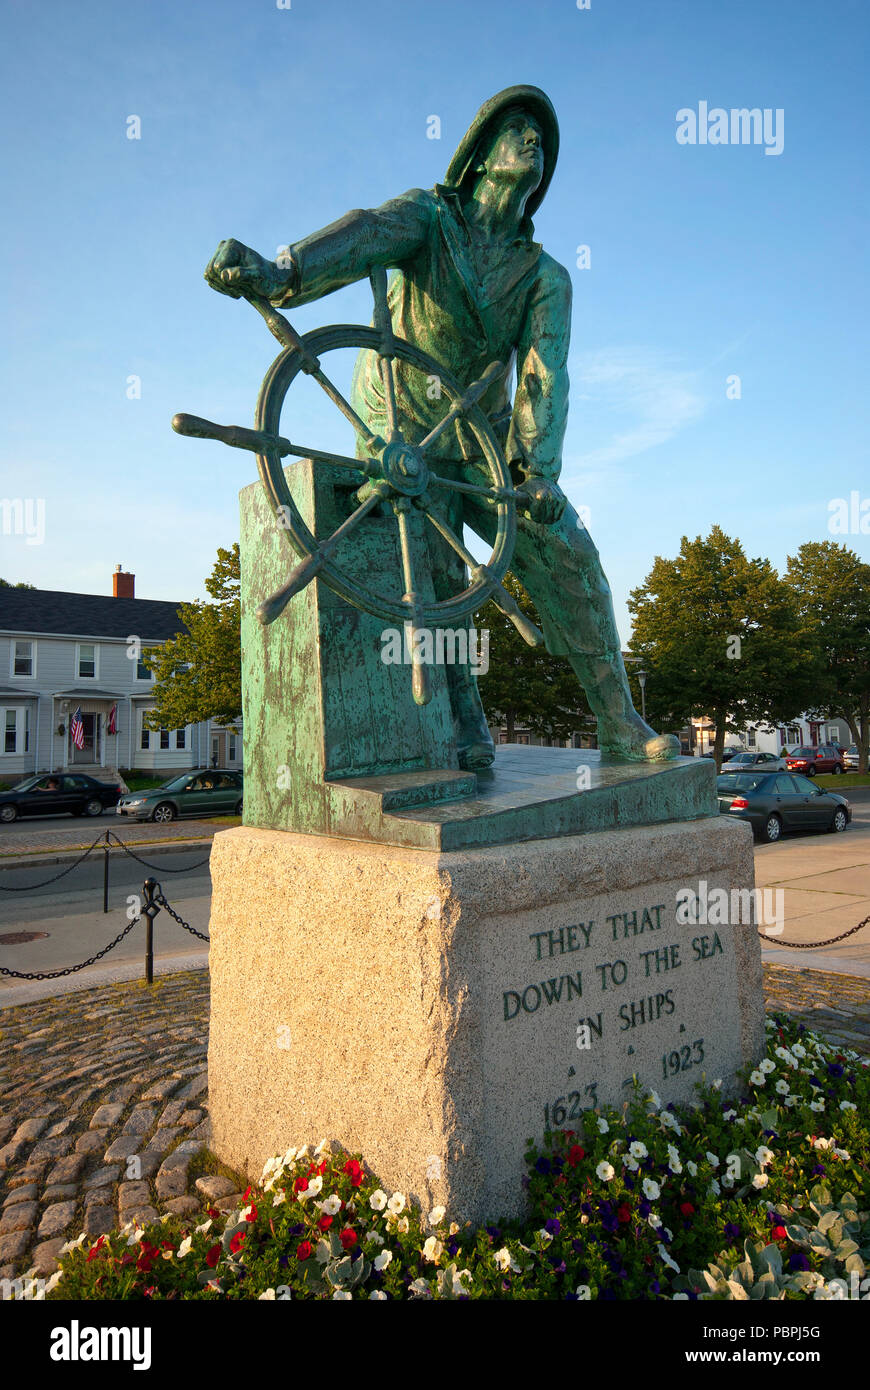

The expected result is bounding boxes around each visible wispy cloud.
[566,348,708,471]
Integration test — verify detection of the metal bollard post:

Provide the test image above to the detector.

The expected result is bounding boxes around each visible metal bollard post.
[103,831,110,914]
[141,877,161,985]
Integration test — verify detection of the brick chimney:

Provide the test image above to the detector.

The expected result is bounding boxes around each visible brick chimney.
[112,564,135,599]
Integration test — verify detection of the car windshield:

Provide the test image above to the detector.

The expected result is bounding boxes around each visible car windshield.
[159,775,190,792]
[716,773,766,793]
[792,748,815,757]
[9,775,44,791]
[729,754,754,761]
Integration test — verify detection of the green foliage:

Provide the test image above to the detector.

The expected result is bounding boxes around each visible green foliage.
[145,545,241,731]
[0,578,36,588]
[40,1015,869,1302]
[627,526,820,767]
[785,541,870,773]
[476,573,591,741]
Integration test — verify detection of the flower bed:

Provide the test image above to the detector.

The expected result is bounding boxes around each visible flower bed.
[32,1014,869,1301]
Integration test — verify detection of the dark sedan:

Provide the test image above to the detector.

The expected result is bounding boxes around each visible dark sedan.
[0,773,122,823]
[717,771,851,843]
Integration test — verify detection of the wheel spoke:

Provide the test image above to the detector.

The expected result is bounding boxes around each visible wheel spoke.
[370,267,401,442]
[424,507,542,646]
[394,499,432,706]
[428,471,520,504]
[416,360,504,454]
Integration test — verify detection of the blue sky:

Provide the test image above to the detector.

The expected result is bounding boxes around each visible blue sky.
[2,0,868,641]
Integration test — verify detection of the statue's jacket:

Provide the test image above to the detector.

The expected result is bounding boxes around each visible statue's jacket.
[273,186,572,485]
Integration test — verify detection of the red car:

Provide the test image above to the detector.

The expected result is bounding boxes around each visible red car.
[785,744,846,777]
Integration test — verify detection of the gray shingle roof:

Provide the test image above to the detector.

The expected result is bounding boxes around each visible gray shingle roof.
[0,588,190,641]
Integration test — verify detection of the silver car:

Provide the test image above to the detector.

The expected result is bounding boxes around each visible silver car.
[726,751,787,772]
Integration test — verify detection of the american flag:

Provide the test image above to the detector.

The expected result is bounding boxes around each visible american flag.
[107,703,117,736]
[70,706,85,750]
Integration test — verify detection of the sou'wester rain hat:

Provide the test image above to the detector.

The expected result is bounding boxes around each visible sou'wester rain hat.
[444,85,559,219]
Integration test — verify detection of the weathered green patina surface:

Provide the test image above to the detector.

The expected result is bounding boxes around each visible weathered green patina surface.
[175,85,703,845]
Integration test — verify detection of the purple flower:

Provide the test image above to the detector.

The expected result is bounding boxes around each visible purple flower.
[812,1164,826,1176]
[535,1157,551,1175]
[788,1252,810,1272]
[827,1062,844,1078]
[724,1223,740,1241]
[545,1218,561,1236]
[485,1226,501,1242]
[639,1199,651,1218]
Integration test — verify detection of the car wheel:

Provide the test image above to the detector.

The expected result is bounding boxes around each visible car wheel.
[151,802,176,823]
[235,799,243,816]
[831,765,842,775]
[85,797,104,817]
[763,814,782,843]
[0,804,18,823]
[806,766,816,776]
[831,808,848,833]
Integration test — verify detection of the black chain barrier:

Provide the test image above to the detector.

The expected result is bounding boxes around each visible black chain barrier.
[103,831,211,874]
[0,832,108,891]
[154,887,210,943]
[758,915,870,949]
[0,915,141,980]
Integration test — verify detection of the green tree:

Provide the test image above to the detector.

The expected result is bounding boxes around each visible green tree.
[785,541,870,772]
[475,574,592,742]
[0,578,36,588]
[145,545,241,730]
[627,526,818,769]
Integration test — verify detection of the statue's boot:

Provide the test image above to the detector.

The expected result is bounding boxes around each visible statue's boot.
[446,658,495,770]
[568,654,680,762]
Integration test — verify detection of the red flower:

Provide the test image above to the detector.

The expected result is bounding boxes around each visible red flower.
[564,1131,576,1139]
[296,1241,313,1261]
[205,1243,221,1268]
[229,1230,247,1254]
[293,1176,309,1195]
[86,1236,107,1262]
[617,1204,631,1225]
[680,1202,695,1218]
[207,1206,220,1219]
[136,1254,155,1274]
[243,1186,253,1201]
[244,1203,258,1223]
[340,1228,358,1250]
[318,1214,333,1231]
[343,1159,364,1187]
[771,1225,788,1241]
[567,1145,586,1167]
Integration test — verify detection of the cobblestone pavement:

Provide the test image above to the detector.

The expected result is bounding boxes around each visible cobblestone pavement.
[0,818,227,861]
[763,964,870,1055]
[1,964,868,1283]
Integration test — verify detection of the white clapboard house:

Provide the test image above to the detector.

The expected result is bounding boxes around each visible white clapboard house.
[0,567,241,781]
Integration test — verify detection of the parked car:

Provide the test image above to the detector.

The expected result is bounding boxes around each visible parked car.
[724,751,786,772]
[716,770,851,842]
[842,745,861,771]
[785,744,846,776]
[116,769,243,823]
[0,773,122,823]
[720,748,743,762]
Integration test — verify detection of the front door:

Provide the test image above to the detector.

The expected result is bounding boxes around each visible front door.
[71,713,99,764]
[211,731,226,768]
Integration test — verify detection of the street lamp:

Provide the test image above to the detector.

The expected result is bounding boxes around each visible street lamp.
[637,670,647,723]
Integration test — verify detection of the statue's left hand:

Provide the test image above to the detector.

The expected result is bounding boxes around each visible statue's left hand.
[204,239,291,301]
[516,477,566,526]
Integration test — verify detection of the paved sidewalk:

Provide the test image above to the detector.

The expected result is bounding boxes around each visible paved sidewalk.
[1,962,868,1283]
[0,817,228,864]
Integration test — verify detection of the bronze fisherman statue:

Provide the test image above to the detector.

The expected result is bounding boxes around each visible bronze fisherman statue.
[204,86,680,770]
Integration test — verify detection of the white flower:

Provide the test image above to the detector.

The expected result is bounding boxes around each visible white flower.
[750,1070,766,1086]
[657,1243,680,1273]
[792,1043,806,1058]
[428,1206,446,1226]
[705,1151,720,1167]
[709,1179,721,1196]
[597,1117,610,1134]
[648,1211,662,1229]
[755,1145,775,1167]
[786,1092,800,1105]
[387,1192,405,1215]
[646,1090,662,1110]
[686,1161,698,1177]
[422,1236,442,1263]
[840,1100,857,1111]
[409,1278,432,1298]
[314,1138,330,1158]
[711,1079,722,1090]
[366,1231,385,1247]
[370,1290,387,1300]
[295,1144,309,1160]
[396,1216,409,1234]
[373,1249,393,1271]
[667,1145,682,1175]
[629,1141,648,1159]
[259,1288,276,1300]
[809,1100,825,1113]
[673,1292,689,1300]
[59,1233,89,1255]
[759,1058,776,1074]
[369,1190,388,1211]
[240,1205,256,1223]
[812,1137,832,1150]
[272,1188,286,1208]
[596,1161,615,1182]
[44,1271,63,1294]
[723,1109,737,1122]
[332,1290,353,1300]
[775,1080,790,1095]
[537,1228,554,1246]
[752,1173,769,1189]
[660,1111,681,1133]
[195,1219,212,1235]
[833,1147,850,1161]
[176,1236,193,1259]
[321,1194,342,1216]
[622,1154,639,1172]
[494,1247,512,1272]
[448,1222,460,1236]
[642,1178,661,1200]
[300,1176,322,1201]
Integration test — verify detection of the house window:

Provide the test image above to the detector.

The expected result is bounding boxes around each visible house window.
[24,707,30,753]
[12,640,34,677]
[77,643,97,679]
[140,717,150,751]
[4,710,16,754]
[787,725,801,744]
[136,648,154,681]
[160,729,170,750]
[228,733,237,761]
[747,728,757,748]
[176,729,186,749]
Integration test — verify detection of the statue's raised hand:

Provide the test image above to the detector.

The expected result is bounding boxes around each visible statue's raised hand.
[516,476,566,526]
[204,238,290,301]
